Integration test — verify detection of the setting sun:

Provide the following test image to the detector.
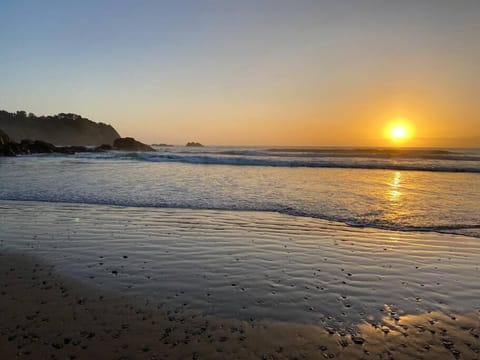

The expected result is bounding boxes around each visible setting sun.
[390,125,408,140]
[385,120,413,144]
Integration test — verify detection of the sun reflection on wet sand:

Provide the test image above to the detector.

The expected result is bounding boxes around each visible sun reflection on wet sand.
[354,311,480,359]
[238,310,480,359]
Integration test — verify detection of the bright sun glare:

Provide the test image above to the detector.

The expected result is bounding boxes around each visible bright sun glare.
[390,125,408,140]
[385,120,412,144]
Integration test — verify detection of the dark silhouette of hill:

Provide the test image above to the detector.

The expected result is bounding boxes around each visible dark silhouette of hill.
[0,110,120,146]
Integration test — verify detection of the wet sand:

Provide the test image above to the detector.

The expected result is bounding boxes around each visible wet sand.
[1,250,479,359]
[3,201,480,328]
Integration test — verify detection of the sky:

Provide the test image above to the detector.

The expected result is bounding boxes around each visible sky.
[1,0,479,147]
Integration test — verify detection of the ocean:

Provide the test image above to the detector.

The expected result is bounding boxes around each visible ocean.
[1,146,479,330]
[1,146,479,237]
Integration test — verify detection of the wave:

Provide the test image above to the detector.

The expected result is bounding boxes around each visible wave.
[267,148,456,155]
[1,197,479,239]
[150,147,480,161]
[71,151,480,173]
[264,148,480,161]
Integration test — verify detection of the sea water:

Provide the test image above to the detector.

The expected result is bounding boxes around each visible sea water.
[1,146,479,236]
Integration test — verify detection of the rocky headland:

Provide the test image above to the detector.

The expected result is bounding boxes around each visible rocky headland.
[0,110,155,156]
[0,110,120,146]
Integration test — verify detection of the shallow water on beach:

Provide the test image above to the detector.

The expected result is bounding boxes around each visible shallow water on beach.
[1,200,479,331]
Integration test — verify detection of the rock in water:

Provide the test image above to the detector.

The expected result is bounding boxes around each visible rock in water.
[1,137,92,156]
[1,132,155,156]
[28,140,57,153]
[185,142,203,147]
[113,137,155,152]
[95,144,114,152]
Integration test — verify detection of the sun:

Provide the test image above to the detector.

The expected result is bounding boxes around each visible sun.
[385,120,413,144]
[390,125,408,140]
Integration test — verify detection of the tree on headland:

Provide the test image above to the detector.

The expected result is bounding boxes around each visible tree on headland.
[15,110,27,118]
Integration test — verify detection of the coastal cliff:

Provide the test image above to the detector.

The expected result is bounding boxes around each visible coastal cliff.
[0,110,120,146]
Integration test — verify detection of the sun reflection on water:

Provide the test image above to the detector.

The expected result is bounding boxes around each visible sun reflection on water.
[388,171,402,202]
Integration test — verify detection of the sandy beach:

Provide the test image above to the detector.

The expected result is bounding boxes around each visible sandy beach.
[1,248,479,359]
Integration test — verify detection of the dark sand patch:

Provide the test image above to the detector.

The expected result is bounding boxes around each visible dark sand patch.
[1,251,478,359]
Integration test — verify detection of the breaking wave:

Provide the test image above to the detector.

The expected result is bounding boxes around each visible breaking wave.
[70,150,480,173]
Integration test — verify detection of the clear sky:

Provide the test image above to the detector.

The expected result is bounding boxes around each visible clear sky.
[1,0,479,146]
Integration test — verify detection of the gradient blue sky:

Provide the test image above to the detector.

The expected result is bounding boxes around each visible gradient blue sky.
[1,0,479,146]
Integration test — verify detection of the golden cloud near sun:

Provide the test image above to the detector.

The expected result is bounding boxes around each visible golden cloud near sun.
[384,120,414,143]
